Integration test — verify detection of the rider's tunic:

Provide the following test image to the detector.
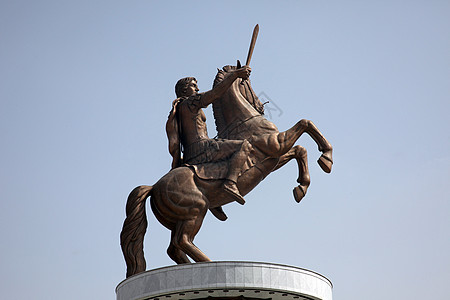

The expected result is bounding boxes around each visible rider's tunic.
[177,94,242,165]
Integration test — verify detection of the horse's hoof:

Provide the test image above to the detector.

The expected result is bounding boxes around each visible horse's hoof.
[293,185,307,203]
[318,154,333,173]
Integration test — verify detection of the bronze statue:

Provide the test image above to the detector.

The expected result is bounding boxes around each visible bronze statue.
[120,25,333,278]
[166,70,253,209]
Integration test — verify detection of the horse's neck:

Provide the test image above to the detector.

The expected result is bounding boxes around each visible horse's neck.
[213,80,260,139]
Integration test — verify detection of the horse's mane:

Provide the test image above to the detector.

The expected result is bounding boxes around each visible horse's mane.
[212,65,265,137]
[212,66,229,137]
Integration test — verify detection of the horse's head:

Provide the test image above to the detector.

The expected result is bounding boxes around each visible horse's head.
[213,64,265,115]
[211,62,267,139]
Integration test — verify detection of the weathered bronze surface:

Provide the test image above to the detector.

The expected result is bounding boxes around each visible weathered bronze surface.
[120,25,333,278]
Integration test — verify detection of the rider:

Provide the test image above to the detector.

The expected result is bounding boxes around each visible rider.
[166,66,252,206]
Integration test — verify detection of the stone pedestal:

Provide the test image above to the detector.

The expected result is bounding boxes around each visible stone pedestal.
[116,261,332,300]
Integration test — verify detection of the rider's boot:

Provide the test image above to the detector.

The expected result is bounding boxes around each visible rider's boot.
[222,140,252,205]
[223,179,245,205]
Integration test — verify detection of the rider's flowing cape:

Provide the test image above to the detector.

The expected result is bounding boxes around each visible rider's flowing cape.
[166,98,182,169]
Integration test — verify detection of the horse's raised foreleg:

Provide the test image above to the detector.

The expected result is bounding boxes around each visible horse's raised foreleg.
[302,120,333,173]
[274,145,311,202]
[252,119,333,173]
[251,119,308,157]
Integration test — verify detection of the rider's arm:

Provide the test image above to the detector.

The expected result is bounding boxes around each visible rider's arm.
[200,66,251,107]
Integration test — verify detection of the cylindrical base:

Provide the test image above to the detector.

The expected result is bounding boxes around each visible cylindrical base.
[116,261,332,300]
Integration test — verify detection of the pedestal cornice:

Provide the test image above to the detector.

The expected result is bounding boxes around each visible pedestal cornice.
[116,261,332,300]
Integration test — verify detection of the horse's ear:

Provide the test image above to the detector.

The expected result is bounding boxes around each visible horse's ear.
[237,60,241,68]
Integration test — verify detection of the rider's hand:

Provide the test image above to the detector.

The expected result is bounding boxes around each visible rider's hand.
[235,66,251,79]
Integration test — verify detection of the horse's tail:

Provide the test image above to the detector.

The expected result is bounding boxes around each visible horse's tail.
[120,185,153,278]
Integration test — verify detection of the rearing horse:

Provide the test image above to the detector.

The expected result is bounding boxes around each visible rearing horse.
[120,64,333,278]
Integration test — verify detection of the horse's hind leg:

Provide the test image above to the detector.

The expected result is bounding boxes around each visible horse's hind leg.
[172,203,211,262]
[274,145,310,202]
[167,231,190,264]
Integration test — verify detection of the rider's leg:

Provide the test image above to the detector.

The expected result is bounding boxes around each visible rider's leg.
[208,139,252,205]
[222,140,252,204]
[225,139,252,184]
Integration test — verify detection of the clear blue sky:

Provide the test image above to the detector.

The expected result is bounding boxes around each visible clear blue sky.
[1,1,449,299]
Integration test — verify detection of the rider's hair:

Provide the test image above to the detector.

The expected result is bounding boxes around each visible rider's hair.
[175,77,197,97]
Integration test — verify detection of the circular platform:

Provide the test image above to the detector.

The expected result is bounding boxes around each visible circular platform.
[116,261,332,300]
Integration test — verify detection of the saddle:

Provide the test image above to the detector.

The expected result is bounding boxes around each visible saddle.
[186,155,255,181]
[186,160,229,180]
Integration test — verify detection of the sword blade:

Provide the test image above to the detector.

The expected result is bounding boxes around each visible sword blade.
[245,24,259,66]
